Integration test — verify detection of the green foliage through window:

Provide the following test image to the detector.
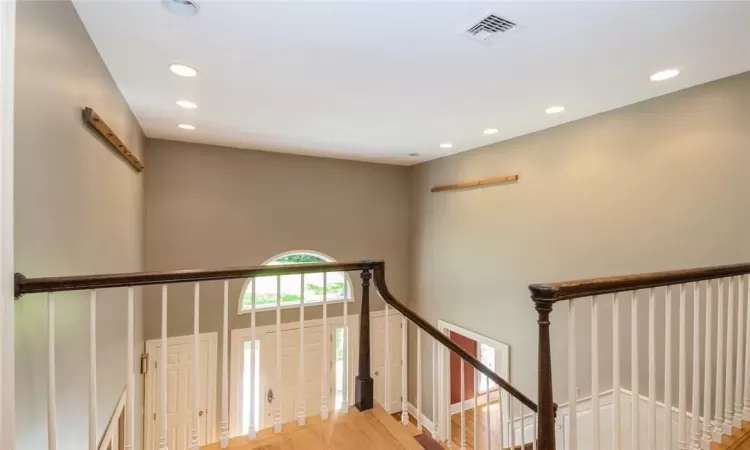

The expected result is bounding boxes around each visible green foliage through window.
[241,252,352,310]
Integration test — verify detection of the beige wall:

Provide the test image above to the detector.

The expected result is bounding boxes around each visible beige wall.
[14,1,145,449]
[409,72,750,417]
[143,138,411,433]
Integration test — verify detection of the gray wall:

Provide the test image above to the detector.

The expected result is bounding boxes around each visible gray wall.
[14,1,145,449]
[409,72,750,417]
[143,138,411,432]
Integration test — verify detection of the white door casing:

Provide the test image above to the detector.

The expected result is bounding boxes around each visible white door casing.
[0,1,15,448]
[144,333,218,450]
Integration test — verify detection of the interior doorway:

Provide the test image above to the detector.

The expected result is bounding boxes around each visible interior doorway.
[437,321,510,445]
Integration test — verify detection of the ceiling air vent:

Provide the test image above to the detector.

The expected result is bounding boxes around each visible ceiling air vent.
[464,14,517,45]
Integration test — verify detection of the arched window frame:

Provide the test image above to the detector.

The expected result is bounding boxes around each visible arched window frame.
[237,250,354,313]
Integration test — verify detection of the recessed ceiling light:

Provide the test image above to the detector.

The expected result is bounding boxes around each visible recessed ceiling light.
[161,0,200,18]
[545,106,565,115]
[440,143,453,149]
[178,124,196,130]
[169,64,197,77]
[650,69,680,82]
[176,100,198,109]
[484,128,499,135]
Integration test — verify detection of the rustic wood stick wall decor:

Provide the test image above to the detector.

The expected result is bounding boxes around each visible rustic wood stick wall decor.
[82,107,144,172]
[431,174,519,193]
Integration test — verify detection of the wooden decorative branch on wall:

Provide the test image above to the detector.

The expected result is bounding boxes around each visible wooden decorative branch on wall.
[82,107,144,172]
[431,174,519,193]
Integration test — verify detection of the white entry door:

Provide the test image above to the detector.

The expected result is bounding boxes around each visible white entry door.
[259,324,334,429]
[371,310,403,413]
[145,333,217,450]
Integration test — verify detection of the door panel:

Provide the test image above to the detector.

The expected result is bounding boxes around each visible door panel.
[260,325,332,429]
[371,312,403,413]
[151,339,212,450]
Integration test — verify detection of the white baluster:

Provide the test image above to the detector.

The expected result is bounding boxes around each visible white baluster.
[632,290,641,450]
[191,284,200,450]
[592,295,600,449]
[534,412,538,450]
[725,276,735,435]
[126,288,135,450]
[714,278,726,442]
[322,272,329,420]
[48,293,57,450]
[460,360,466,450]
[498,387,505,448]
[520,399,526,447]
[568,299,577,450]
[485,377,491,450]
[342,274,348,412]
[703,281,714,450]
[473,368,477,450]
[744,275,750,422]
[89,291,97,450]
[613,293,621,450]
[665,287,673,450]
[690,283,702,450]
[509,397,515,450]
[417,329,423,431]
[734,275,746,428]
[402,316,408,425]
[274,276,282,433]
[385,304,390,411]
[298,274,306,424]
[432,339,439,440]
[221,281,229,448]
[648,288,657,450]
[248,278,257,438]
[678,284,687,450]
[160,286,168,450]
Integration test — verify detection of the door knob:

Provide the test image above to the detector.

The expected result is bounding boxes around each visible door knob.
[375,371,380,376]
[199,410,204,417]
[267,388,275,404]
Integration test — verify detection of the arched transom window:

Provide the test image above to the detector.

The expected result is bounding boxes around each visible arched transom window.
[239,251,353,312]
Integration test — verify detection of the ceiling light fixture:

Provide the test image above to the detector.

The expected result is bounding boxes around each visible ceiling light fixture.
[178,124,196,130]
[650,69,680,82]
[176,100,198,109]
[409,153,420,157]
[545,106,565,115]
[440,143,453,149]
[161,0,199,18]
[484,128,499,135]
[169,64,197,77]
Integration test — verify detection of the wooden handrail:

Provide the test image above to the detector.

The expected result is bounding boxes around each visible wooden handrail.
[14,261,382,296]
[372,263,538,412]
[529,262,750,303]
[15,260,538,412]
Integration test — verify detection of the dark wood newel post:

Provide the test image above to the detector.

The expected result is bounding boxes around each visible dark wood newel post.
[535,299,556,450]
[355,269,374,411]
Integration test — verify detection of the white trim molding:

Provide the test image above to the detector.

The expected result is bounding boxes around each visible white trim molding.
[0,1,15,448]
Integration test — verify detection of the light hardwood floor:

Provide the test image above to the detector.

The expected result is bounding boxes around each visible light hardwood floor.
[201,404,425,450]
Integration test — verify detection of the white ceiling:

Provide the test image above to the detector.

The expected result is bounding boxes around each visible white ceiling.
[73,1,750,165]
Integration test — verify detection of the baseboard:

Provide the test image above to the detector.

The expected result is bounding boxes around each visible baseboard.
[407,402,435,433]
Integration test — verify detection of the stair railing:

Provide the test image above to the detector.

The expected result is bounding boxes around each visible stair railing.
[530,262,750,450]
[16,260,536,449]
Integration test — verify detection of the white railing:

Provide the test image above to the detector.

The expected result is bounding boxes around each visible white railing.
[531,264,750,450]
[20,260,534,450]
